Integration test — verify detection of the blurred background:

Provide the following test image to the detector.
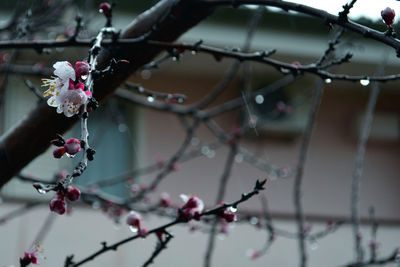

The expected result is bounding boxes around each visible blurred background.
[0,1,399,266]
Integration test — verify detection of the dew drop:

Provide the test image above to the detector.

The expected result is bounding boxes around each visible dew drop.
[207,150,215,159]
[235,153,244,163]
[324,78,332,84]
[309,239,319,251]
[141,70,151,80]
[201,146,210,155]
[229,206,238,213]
[118,124,127,133]
[269,171,278,181]
[250,217,259,225]
[65,153,76,158]
[129,226,138,233]
[37,188,47,195]
[280,67,290,74]
[92,201,101,209]
[191,137,200,146]
[360,79,370,86]
[255,94,264,104]
[147,96,155,102]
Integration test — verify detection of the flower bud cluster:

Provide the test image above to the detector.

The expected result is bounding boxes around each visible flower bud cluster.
[49,186,81,215]
[52,135,82,159]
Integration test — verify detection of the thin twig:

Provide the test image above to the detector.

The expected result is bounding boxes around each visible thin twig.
[293,78,324,267]
[350,56,386,264]
[204,144,238,267]
[65,179,267,267]
[142,231,173,267]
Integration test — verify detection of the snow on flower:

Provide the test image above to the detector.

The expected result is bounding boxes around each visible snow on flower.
[42,61,92,117]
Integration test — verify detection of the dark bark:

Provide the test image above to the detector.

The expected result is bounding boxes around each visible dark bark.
[0,0,214,188]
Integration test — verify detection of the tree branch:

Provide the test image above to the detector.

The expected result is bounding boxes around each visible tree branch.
[0,0,214,189]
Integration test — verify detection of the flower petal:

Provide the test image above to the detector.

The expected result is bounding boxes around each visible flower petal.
[53,61,75,81]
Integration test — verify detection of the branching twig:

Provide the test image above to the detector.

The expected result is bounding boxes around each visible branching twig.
[142,231,174,267]
[350,57,385,264]
[293,78,324,267]
[64,179,267,267]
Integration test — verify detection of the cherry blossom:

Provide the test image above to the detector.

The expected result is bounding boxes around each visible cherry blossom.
[126,211,142,230]
[21,243,42,265]
[179,194,204,220]
[42,61,92,117]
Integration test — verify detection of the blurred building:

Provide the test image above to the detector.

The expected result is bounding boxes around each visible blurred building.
[0,3,399,266]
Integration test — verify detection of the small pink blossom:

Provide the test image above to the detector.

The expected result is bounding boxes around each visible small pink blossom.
[66,186,81,202]
[99,2,112,17]
[126,211,142,229]
[53,147,65,158]
[42,61,92,117]
[180,194,204,220]
[74,61,90,79]
[49,194,66,215]
[64,138,81,156]
[222,207,237,223]
[159,192,172,207]
[22,243,42,265]
[381,7,395,26]
[23,251,38,265]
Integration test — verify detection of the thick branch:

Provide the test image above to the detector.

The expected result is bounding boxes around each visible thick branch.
[0,0,214,188]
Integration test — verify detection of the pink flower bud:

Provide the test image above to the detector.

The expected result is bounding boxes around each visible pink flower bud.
[159,192,172,207]
[23,251,38,264]
[179,194,204,220]
[64,138,81,155]
[138,227,149,238]
[66,186,81,202]
[49,194,66,215]
[126,211,142,229]
[75,61,90,79]
[182,196,201,209]
[381,7,395,26]
[222,208,237,223]
[99,2,112,18]
[53,147,65,158]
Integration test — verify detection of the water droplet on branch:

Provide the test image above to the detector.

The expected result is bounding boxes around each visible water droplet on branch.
[360,79,370,86]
